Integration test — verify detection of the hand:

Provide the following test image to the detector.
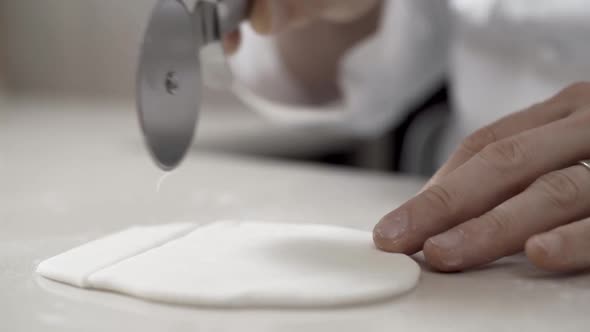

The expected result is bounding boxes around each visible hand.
[223,0,380,53]
[373,82,590,273]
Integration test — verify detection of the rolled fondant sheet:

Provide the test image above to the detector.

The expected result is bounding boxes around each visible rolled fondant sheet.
[37,221,420,308]
[36,223,196,288]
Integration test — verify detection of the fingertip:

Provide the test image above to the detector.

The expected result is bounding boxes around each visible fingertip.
[423,238,464,272]
[372,219,401,253]
[222,30,241,55]
[372,210,419,254]
[524,235,545,265]
[525,233,567,272]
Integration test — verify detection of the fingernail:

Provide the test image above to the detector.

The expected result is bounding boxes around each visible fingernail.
[532,233,562,257]
[374,210,410,242]
[429,229,464,250]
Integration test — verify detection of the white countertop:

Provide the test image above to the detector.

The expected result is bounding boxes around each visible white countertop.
[1,99,589,331]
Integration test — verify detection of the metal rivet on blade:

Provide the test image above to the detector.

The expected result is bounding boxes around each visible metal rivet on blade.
[165,71,179,95]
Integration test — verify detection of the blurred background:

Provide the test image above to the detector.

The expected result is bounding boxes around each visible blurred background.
[0,0,445,173]
[0,0,163,99]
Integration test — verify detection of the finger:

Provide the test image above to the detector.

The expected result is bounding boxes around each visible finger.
[425,95,573,190]
[374,108,590,254]
[222,29,242,55]
[423,165,590,271]
[315,0,380,23]
[526,217,590,273]
[250,0,272,34]
[429,83,590,187]
[251,0,309,34]
[250,0,379,35]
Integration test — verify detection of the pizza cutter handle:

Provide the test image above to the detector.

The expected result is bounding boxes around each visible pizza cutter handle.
[216,0,249,35]
[197,0,248,43]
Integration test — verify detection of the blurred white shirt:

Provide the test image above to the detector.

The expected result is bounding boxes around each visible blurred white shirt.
[229,0,590,164]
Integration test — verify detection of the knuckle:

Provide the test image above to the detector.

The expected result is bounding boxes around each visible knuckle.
[562,82,590,96]
[556,82,590,105]
[527,94,572,120]
[460,125,498,155]
[526,99,559,115]
[421,184,457,215]
[533,171,581,210]
[477,137,530,173]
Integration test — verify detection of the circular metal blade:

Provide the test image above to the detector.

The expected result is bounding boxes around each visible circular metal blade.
[137,0,201,171]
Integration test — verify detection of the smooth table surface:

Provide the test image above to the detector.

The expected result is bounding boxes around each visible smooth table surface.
[1,99,590,331]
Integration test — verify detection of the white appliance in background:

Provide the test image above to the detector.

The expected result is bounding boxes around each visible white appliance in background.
[0,0,367,165]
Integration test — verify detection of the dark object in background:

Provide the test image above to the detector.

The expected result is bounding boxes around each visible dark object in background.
[308,83,450,177]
